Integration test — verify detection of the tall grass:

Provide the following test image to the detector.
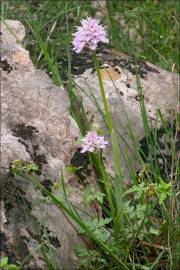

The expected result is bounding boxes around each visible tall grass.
[1,1,179,269]
[1,0,179,71]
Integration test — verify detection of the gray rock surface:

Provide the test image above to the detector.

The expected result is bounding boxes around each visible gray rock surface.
[73,48,179,180]
[0,20,92,269]
[0,19,179,269]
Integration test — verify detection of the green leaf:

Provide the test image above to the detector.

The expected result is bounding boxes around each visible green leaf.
[83,187,105,207]
[79,218,112,243]
[7,265,20,270]
[11,160,38,176]
[0,256,8,267]
[74,246,106,269]
[65,165,83,174]
[136,204,146,219]
[154,178,172,204]
[149,227,159,235]
[124,182,147,199]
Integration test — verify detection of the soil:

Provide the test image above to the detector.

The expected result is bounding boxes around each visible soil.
[59,44,159,80]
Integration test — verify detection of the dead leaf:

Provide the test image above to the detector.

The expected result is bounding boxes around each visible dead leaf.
[100,66,121,81]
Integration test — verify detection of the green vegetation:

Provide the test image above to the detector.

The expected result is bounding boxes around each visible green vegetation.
[0,257,20,270]
[1,0,179,72]
[1,1,179,270]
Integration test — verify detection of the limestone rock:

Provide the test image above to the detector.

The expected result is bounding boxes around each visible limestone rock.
[0,18,179,269]
[73,48,179,181]
[0,20,92,269]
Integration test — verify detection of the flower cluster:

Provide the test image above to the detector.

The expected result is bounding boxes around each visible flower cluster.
[72,17,108,53]
[80,131,108,153]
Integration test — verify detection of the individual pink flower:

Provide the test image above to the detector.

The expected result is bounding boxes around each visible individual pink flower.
[80,131,108,153]
[72,17,108,53]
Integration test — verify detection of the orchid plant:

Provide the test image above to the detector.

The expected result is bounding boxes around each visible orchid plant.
[72,17,108,53]
[80,131,108,153]
[72,17,124,239]
[10,12,178,270]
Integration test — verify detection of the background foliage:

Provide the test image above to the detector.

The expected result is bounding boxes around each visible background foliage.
[1,0,179,74]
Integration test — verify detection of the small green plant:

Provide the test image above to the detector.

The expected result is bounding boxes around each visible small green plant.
[75,246,107,270]
[0,257,20,270]
[65,165,83,174]
[11,159,38,176]
[74,246,107,269]
[154,178,173,205]
[79,218,112,243]
[125,177,173,205]
[83,187,105,207]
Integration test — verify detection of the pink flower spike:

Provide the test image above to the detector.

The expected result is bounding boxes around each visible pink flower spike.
[80,131,108,153]
[72,17,108,53]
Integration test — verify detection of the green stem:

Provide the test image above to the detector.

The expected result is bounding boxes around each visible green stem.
[92,52,113,133]
[92,51,124,239]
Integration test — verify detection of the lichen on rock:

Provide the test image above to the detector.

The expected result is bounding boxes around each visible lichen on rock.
[0,20,90,269]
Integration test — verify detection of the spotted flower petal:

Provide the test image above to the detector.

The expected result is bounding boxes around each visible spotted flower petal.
[72,17,108,53]
[80,131,108,153]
